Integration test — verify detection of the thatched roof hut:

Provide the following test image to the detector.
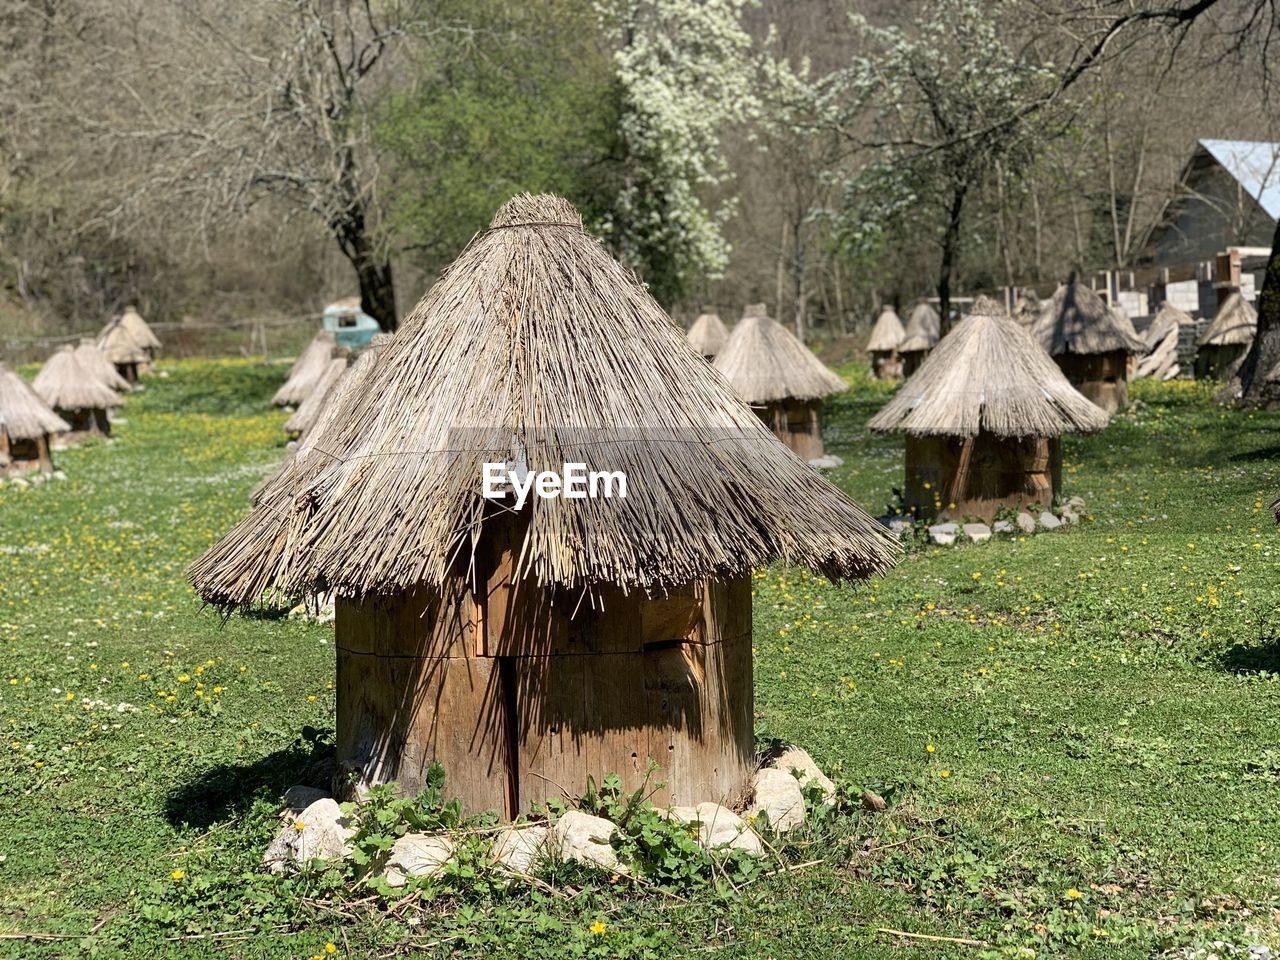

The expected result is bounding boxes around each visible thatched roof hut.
[33,346,123,441]
[870,296,1108,521]
[686,307,729,360]
[1135,303,1192,381]
[192,193,898,814]
[714,302,848,460]
[271,330,336,407]
[0,364,69,476]
[866,305,906,380]
[1034,281,1144,413]
[98,320,149,385]
[75,338,131,392]
[1195,291,1257,380]
[117,306,161,357]
[283,350,350,439]
[898,302,942,377]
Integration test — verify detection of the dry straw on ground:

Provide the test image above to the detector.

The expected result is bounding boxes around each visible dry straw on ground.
[869,296,1110,438]
[0,364,70,440]
[193,194,898,607]
[714,304,848,404]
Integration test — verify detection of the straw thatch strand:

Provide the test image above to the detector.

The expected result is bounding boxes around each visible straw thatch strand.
[866,306,906,352]
[284,354,349,437]
[714,304,847,403]
[1035,282,1145,355]
[1197,291,1257,346]
[272,331,336,407]
[869,296,1109,438]
[192,194,898,607]
[0,364,70,440]
[686,308,729,359]
[34,347,124,412]
[75,339,131,391]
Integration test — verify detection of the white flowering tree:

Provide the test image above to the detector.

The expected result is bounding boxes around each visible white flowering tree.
[596,0,760,307]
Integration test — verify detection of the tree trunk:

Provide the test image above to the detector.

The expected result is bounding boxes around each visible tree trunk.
[1233,218,1280,408]
[938,186,966,335]
[333,199,398,333]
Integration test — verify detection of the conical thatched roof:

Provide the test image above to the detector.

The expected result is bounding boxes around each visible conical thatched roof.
[75,338,131,391]
[866,306,906,352]
[191,194,898,607]
[687,307,729,358]
[714,304,847,404]
[1144,303,1193,350]
[98,319,148,365]
[868,296,1109,438]
[118,306,161,352]
[253,336,392,506]
[1035,282,1145,356]
[899,302,941,353]
[0,364,70,441]
[272,331,336,406]
[284,354,349,436]
[34,347,123,412]
[1197,291,1257,346]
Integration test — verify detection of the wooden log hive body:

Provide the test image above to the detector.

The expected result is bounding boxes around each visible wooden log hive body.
[870,350,902,381]
[904,432,1060,522]
[114,362,139,385]
[754,398,825,460]
[1194,342,1248,381]
[2,433,54,476]
[57,407,110,443]
[333,518,755,817]
[900,350,929,379]
[1052,350,1129,414]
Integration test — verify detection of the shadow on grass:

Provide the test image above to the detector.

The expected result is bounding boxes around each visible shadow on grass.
[1217,638,1280,676]
[1227,444,1280,463]
[165,726,335,829]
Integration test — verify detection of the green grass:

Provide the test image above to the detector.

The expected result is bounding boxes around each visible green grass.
[2,359,1279,958]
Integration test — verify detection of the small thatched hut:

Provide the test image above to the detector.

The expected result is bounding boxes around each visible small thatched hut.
[866,305,906,379]
[1034,281,1145,414]
[283,349,351,439]
[1195,291,1257,380]
[686,307,729,360]
[192,194,898,815]
[75,338,132,392]
[98,320,149,385]
[33,346,123,441]
[272,330,336,408]
[714,303,848,460]
[0,364,70,476]
[117,306,162,364]
[1134,303,1192,381]
[898,302,941,378]
[870,297,1109,521]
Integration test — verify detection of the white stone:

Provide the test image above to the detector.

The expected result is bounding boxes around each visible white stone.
[1066,495,1086,512]
[928,522,958,546]
[1015,511,1036,534]
[51,470,67,481]
[808,455,842,470]
[962,523,992,543]
[263,797,355,874]
[769,745,836,801]
[1038,512,1063,530]
[10,477,28,489]
[665,803,764,855]
[382,833,454,888]
[551,811,622,872]
[1060,506,1079,524]
[747,767,806,832]
[993,520,1014,534]
[281,785,330,815]
[489,825,548,875]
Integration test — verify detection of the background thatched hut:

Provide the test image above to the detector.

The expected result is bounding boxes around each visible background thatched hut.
[1034,281,1145,413]
[0,364,70,476]
[98,320,149,384]
[75,338,132,392]
[714,303,848,460]
[117,306,162,366]
[192,194,898,816]
[33,346,123,441]
[1195,291,1257,380]
[1135,303,1192,381]
[866,305,906,379]
[898,302,941,377]
[1012,290,1042,328]
[870,297,1109,521]
[686,307,729,360]
[272,330,335,408]
[283,349,351,439]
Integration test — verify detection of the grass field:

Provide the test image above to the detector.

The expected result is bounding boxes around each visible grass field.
[2,358,1279,959]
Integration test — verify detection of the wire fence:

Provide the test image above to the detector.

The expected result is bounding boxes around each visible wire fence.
[1,313,326,366]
